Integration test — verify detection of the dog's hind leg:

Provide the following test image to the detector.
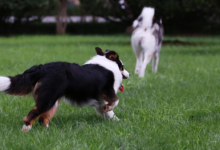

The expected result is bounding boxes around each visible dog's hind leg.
[134,51,143,74]
[139,51,153,77]
[38,100,60,128]
[22,81,66,132]
[152,52,160,73]
[22,99,59,132]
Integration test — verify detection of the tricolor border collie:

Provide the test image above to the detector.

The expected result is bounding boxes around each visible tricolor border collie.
[0,47,130,132]
[131,7,164,77]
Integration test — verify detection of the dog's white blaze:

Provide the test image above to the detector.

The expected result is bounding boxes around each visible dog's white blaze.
[0,76,11,91]
[85,55,122,93]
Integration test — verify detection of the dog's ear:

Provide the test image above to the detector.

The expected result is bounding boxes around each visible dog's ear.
[105,50,118,61]
[95,47,104,56]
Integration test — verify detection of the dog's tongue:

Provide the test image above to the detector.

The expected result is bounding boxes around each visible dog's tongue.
[119,84,124,92]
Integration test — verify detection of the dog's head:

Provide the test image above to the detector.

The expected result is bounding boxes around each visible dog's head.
[95,47,130,79]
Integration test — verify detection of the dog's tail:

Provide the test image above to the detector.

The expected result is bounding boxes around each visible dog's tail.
[133,7,155,29]
[0,75,33,95]
[141,7,155,28]
[0,66,41,95]
[0,76,11,92]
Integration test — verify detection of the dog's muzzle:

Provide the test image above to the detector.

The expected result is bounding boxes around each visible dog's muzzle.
[122,69,130,79]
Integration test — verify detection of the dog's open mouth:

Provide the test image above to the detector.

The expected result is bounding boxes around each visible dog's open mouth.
[119,84,124,92]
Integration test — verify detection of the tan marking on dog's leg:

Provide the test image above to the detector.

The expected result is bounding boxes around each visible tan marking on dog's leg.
[40,100,59,127]
[22,102,58,132]
[23,113,41,132]
[23,114,40,126]
[33,82,41,101]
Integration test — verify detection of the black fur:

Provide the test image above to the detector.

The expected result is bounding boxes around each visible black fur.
[7,62,116,103]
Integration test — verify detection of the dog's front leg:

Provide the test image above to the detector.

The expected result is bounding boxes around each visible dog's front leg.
[93,106,119,121]
[135,52,143,74]
[139,52,152,77]
[104,110,119,121]
[152,52,160,73]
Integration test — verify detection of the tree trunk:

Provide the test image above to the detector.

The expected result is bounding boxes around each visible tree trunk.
[56,0,68,34]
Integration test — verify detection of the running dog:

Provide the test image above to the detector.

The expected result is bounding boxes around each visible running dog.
[131,7,164,77]
[0,47,130,131]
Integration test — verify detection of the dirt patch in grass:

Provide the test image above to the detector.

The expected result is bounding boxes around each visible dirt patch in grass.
[163,40,196,46]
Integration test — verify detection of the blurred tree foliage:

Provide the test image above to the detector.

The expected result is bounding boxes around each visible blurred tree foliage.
[80,0,220,32]
[0,0,57,24]
[1,0,219,35]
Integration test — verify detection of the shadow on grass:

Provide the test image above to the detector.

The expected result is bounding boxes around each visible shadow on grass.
[163,40,197,46]
[48,113,106,129]
[187,109,220,122]
[165,49,220,55]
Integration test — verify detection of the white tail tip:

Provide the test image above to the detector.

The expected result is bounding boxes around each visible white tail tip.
[0,76,11,91]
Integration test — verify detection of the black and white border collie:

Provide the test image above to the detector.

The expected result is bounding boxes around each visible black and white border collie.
[0,47,130,132]
[131,7,164,77]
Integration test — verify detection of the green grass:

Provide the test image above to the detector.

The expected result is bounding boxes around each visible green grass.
[0,35,220,150]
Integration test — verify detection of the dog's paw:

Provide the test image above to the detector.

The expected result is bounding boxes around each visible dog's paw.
[139,72,145,78]
[112,115,120,121]
[135,69,140,74]
[152,68,158,73]
[45,124,49,128]
[22,125,32,132]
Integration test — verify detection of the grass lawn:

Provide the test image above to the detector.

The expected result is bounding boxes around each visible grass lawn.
[0,35,220,150]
